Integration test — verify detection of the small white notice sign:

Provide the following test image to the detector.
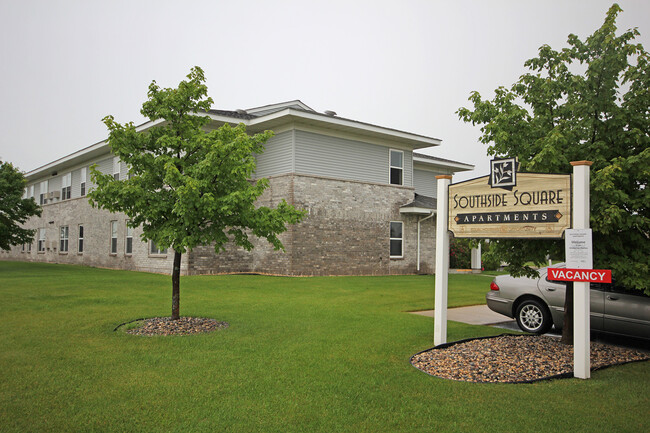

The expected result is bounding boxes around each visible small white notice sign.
[565,229,593,269]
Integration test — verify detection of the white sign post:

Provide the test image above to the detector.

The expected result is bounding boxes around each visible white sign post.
[570,161,593,379]
[434,175,452,346]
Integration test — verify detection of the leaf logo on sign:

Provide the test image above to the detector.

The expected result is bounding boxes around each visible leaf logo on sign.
[490,157,517,189]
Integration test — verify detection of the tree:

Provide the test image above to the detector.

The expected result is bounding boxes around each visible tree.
[89,67,305,320]
[457,4,649,342]
[0,160,42,250]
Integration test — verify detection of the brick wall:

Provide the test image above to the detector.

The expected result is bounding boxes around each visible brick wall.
[186,174,438,276]
[2,175,439,276]
[0,196,185,275]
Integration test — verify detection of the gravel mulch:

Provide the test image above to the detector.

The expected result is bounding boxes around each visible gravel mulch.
[411,334,649,383]
[124,317,229,336]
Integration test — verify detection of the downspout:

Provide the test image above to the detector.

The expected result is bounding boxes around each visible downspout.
[417,211,435,272]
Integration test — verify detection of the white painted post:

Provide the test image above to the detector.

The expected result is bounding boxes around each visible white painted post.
[571,161,592,379]
[434,175,452,346]
[471,243,482,272]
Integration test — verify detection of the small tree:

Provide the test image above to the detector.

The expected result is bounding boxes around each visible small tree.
[89,67,305,320]
[458,4,649,342]
[0,160,41,250]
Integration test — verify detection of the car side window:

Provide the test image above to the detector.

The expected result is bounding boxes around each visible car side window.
[607,284,649,298]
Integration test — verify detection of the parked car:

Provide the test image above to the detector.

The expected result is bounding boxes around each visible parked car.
[486,264,650,339]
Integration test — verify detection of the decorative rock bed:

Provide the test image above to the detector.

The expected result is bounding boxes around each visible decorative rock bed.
[411,334,649,383]
[119,317,229,336]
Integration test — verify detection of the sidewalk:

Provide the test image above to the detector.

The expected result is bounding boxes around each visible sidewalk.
[409,304,514,326]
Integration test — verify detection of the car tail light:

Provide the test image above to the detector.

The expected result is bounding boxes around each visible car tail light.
[490,280,500,291]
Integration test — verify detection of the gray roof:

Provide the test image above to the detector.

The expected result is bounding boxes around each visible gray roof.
[401,193,437,210]
[413,152,473,168]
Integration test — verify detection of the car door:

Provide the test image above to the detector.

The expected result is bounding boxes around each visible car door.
[538,269,604,331]
[603,285,650,339]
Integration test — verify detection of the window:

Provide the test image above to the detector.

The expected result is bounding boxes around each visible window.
[150,241,167,255]
[80,167,86,196]
[21,243,25,253]
[28,242,32,253]
[113,157,120,180]
[390,221,403,258]
[39,180,48,205]
[110,220,118,254]
[125,221,133,255]
[389,150,403,185]
[61,173,71,200]
[38,228,46,252]
[78,225,84,253]
[29,185,34,199]
[59,226,69,252]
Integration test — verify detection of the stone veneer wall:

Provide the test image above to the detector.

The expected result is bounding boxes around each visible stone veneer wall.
[186,174,437,276]
[0,196,186,275]
[1,174,438,276]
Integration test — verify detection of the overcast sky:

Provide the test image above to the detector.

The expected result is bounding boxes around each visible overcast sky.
[1,0,648,181]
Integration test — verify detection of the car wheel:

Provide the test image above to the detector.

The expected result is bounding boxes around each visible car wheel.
[515,299,552,334]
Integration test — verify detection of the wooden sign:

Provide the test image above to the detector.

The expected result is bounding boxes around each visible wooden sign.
[448,172,571,239]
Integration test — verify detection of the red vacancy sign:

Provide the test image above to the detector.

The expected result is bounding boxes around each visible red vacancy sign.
[547,268,612,283]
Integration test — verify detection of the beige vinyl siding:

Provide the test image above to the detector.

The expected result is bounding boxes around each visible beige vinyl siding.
[413,166,453,198]
[294,130,412,186]
[254,130,293,178]
[414,168,437,197]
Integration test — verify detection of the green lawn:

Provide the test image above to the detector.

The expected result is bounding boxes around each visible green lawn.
[0,262,648,432]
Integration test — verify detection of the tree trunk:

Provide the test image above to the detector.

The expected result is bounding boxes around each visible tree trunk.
[171,250,182,320]
[560,282,574,345]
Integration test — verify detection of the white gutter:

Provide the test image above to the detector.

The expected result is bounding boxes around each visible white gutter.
[417,211,436,272]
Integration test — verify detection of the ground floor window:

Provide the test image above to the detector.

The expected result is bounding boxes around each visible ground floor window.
[125,222,133,255]
[38,228,46,252]
[390,221,403,258]
[60,226,69,252]
[150,241,167,255]
[78,225,84,253]
[110,221,118,254]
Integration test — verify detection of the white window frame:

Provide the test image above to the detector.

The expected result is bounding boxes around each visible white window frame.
[59,226,69,253]
[80,167,87,196]
[389,221,404,259]
[110,220,118,254]
[61,172,71,200]
[78,224,84,254]
[38,228,46,252]
[149,241,168,256]
[389,149,404,186]
[113,157,120,180]
[39,180,48,205]
[125,221,133,255]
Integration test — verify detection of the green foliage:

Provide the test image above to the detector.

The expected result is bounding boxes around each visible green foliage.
[89,66,305,255]
[458,4,649,293]
[0,160,41,250]
[480,241,503,271]
[450,238,472,269]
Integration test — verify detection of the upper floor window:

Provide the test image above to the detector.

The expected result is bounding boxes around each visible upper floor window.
[80,167,87,196]
[113,157,120,180]
[61,173,71,200]
[39,180,48,205]
[60,226,69,252]
[390,150,403,186]
[390,221,403,258]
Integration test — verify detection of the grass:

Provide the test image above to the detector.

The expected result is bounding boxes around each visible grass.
[0,261,648,432]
